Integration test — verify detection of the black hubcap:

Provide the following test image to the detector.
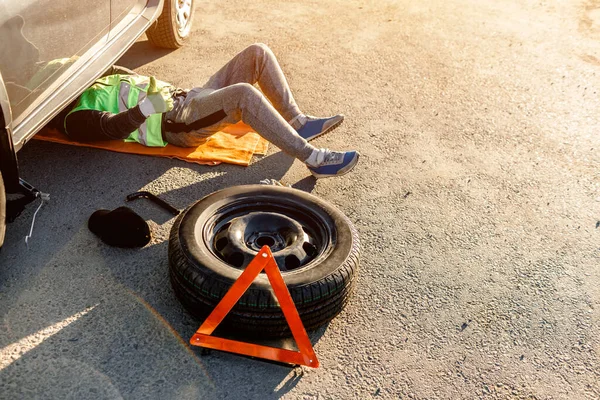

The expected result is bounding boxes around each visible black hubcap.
[205,200,332,272]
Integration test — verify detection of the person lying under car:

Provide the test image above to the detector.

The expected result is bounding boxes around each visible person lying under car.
[49,43,359,179]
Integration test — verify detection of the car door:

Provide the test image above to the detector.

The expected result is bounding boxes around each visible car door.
[109,0,149,37]
[0,0,110,124]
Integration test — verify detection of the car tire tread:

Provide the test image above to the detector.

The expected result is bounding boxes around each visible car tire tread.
[167,186,360,338]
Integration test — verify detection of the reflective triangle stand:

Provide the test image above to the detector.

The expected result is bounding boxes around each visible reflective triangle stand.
[190,246,319,368]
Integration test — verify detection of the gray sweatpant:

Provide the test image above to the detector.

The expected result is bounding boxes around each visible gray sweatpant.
[163,43,314,161]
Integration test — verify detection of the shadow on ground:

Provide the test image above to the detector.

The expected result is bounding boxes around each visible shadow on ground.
[116,40,177,70]
[0,141,320,399]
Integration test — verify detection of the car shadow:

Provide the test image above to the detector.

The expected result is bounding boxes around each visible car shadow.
[97,239,329,398]
[116,39,177,70]
[0,230,328,397]
[0,140,325,398]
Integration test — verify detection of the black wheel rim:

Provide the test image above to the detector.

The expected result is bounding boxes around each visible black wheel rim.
[202,196,336,273]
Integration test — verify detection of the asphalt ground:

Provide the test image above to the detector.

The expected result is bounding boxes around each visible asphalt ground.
[1,0,600,398]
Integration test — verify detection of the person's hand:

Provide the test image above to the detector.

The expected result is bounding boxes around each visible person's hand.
[139,76,174,116]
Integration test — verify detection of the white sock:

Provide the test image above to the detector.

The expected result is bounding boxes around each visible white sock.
[304,148,329,167]
[289,114,307,130]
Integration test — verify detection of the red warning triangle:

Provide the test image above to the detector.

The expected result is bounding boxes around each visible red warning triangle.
[190,246,319,368]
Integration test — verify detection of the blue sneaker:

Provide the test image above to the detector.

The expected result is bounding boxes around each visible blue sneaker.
[296,114,344,141]
[308,150,360,178]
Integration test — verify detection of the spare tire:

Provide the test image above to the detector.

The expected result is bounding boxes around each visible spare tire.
[168,185,360,338]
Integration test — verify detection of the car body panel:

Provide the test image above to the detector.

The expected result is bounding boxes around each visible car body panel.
[0,0,110,123]
[0,0,164,152]
[110,0,148,35]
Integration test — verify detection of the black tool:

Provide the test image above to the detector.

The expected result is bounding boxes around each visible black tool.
[126,191,180,216]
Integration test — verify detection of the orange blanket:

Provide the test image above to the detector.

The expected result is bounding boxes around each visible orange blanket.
[34,122,269,166]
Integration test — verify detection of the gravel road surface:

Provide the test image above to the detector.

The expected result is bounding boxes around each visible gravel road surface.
[1,0,599,398]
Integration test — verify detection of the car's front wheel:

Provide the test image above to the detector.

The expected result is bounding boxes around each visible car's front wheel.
[147,0,195,49]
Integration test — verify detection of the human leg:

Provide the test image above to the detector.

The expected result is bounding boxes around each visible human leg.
[204,43,344,135]
[163,83,359,177]
[203,43,345,138]
[165,83,312,160]
[203,43,301,123]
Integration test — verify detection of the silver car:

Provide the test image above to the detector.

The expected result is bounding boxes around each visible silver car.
[0,0,195,246]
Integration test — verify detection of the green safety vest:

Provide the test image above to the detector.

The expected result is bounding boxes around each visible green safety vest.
[66,74,172,147]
